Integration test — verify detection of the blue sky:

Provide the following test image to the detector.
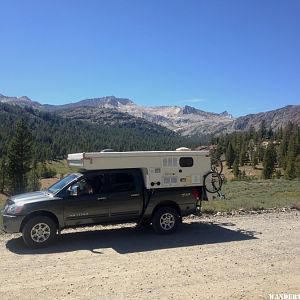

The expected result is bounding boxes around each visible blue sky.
[0,0,299,116]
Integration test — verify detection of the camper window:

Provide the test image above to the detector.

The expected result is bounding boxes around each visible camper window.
[179,157,194,167]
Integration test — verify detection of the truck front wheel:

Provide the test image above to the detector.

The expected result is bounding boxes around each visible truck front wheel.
[22,216,57,248]
[152,207,179,234]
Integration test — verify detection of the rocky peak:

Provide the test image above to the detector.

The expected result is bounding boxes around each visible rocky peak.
[220,111,233,119]
[19,96,32,102]
[58,96,134,109]
[99,96,134,107]
[182,105,200,114]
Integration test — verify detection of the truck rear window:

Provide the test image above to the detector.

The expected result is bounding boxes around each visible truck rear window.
[108,173,135,192]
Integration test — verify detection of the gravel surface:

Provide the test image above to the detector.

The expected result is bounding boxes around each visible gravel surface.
[0,212,299,300]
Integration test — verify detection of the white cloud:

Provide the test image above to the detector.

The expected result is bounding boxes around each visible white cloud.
[177,98,206,104]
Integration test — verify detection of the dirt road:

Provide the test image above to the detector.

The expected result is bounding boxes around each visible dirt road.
[0,212,299,300]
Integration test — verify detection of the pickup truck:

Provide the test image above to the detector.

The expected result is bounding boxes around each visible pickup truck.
[2,168,205,248]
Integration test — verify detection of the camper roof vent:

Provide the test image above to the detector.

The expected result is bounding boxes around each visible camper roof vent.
[101,149,114,152]
[176,147,191,151]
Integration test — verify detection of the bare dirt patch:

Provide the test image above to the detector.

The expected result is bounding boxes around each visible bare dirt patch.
[0,212,299,300]
[40,177,59,190]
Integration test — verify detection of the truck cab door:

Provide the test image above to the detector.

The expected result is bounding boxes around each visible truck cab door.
[106,170,143,221]
[63,174,110,226]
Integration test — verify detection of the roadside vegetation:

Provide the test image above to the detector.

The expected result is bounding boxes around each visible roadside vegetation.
[212,121,300,180]
[202,179,300,213]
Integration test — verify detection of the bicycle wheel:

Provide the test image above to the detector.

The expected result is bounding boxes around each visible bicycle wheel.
[204,171,223,193]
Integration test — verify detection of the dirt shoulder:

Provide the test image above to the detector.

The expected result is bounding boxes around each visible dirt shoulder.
[0,212,299,300]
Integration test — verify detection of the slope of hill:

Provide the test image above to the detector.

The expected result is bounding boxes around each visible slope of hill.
[43,96,134,111]
[0,103,196,161]
[0,94,42,109]
[230,105,300,131]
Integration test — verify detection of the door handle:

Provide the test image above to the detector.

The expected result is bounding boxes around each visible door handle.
[131,194,140,197]
[97,197,107,201]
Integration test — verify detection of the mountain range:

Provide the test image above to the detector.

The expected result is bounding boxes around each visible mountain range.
[0,93,299,137]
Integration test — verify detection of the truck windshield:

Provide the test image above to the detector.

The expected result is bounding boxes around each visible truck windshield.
[48,174,80,194]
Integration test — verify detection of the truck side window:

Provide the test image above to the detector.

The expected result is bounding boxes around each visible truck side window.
[71,179,94,196]
[92,174,104,194]
[179,157,194,167]
[109,173,135,192]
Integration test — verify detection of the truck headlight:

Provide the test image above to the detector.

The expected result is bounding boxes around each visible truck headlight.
[6,204,24,215]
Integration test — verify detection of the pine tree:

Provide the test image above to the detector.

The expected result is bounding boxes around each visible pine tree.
[258,144,265,162]
[266,127,273,139]
[239,143,247,166]
[7,119,33,194]
[233,158,240,178]
[262,143,276,179]
[249,125,255,140]
[0,156,7,193]
[285,160,295,179]
[226,142,235,169]
[295,155,300,178]
[252,151,258,169]
[28,160,40,191]
[259,120,267,139]
[284,137,297,179]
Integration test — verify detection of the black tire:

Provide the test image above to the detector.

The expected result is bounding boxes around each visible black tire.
[22,216,57,248]
[152,207,179,234]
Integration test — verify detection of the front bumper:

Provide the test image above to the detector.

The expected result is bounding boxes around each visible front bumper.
[1,214,25,233]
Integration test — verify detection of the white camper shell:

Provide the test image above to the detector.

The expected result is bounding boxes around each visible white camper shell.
[67,150,211,190]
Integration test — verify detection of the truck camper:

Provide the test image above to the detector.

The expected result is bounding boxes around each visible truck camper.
[2,148,223,248]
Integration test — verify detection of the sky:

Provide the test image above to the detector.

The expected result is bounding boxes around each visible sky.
[0,0,300,116]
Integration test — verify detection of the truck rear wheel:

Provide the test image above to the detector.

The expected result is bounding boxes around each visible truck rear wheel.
[152,207,179,234]
[22,216,57,248]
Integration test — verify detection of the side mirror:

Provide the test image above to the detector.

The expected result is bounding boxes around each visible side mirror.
[68,185,79,196]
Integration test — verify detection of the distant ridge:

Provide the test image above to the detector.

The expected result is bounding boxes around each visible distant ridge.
[230,105,300,131]
[44,96,134,111]
[0,92,299,136]
[0,93,42,109]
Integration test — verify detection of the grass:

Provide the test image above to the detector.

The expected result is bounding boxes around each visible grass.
[202,179,300,213]
[45,160,79,176]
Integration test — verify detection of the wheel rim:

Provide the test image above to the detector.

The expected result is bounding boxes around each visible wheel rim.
[159,213,175,230]
[30,223,51,243]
